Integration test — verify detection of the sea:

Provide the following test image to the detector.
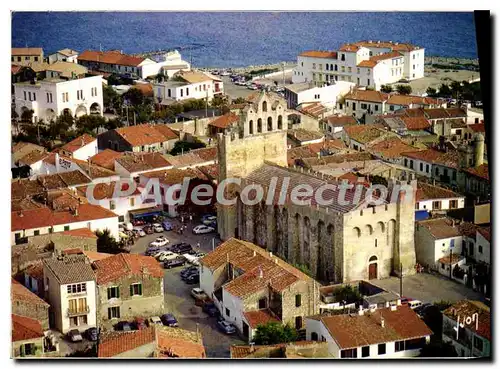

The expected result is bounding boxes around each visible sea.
[12,12,478,68]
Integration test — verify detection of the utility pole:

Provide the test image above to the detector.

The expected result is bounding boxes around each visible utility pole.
[449,247,453,280]
[399,263,403,297]
[205,89,208,118]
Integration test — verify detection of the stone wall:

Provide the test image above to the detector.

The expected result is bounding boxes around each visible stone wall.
[12,301,50,331]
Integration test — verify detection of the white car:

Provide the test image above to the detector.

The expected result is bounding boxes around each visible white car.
[150,236,169,248]
[155,251,179,262]
[190,287,208,300]
[202,215,217,225]
[193,225,215,234]
[133,227,146,237]
[183,253,201,265]
[149,316,162,326]
[153,223,164,233]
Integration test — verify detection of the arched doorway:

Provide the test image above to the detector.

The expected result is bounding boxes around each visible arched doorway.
[267,116,273,131]
[62,108,72,117]
[75,105,87,118]
[45,108,56,122]
[90,102,101,115]
[368,255,378,280]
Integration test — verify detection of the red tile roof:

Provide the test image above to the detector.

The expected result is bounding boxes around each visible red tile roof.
[243,309,280,328]
[325,115,357,127]
[344,89,389,103]
[11,204,117,232]
[98,327,156,357]
[11,279,49,306]
[61,134,96,153]
[319,305,432,350]
[416,182,462,202]
[11,64,22,74]
[368,137,420,159]
[83,251,113,262]
[79,50,145,67]
[116,152,172,173]
[469,123,485,133]
[417,217,462,239]
[191,147,217,162]
[151,124,180,141]
[402,149,460,169]
[89,149,123,171]
[25,263,44,279]
[438,253,464,265]
[78,181,141,200]
[357,60,377,68]
[115,124,178,147]
[61,228,98,239]
[344,124,387,144]
[208,113,239,129]
[299,51,337,59]
[12,47,43,56]
[93,253,164,284]
[462,164,489,181]
[443,300,490,341]
[477,227,490,242]
[12,314,44,342]
[370,51,403,62]
[351,40,420,52]
[156,327,206,358]
[400,116,431,130]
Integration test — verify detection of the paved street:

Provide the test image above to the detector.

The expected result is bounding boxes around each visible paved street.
[371,273,484,304]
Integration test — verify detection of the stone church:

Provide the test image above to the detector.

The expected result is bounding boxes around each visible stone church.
[217,91,417,284]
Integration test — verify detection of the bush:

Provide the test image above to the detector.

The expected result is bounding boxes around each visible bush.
[253,322,298,345]
[396,84,412,95]
[380,85,393,93]
[169,139,206,156]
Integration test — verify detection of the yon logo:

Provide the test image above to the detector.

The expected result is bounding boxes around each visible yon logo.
[453,313,479,340]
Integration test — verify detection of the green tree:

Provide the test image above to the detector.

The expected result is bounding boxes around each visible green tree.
[170,139,206,156]
[437,84,452,98]
[396,84,412,95]
[123,87,146,107]
[253,322,299,345]
[75,115,106,135]
[380,84,393,93]
[96,229,126,254]
[426,87,437,97]
[11,107,19,120]
[434,300,452,311]
[292,263,313,278]
[419,341,457,357]
[21,109,34,122]
[232,97,247,104]
[103,85,122,113]
[211,94,229,108]
[334,285,362,304]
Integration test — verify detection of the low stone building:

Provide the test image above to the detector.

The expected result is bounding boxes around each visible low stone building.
[92,253,164,329]
[12,314,45,358]
[11,279,50,330]
[231,341,331,358]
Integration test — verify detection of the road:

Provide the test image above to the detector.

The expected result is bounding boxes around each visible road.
[371,273,484,304]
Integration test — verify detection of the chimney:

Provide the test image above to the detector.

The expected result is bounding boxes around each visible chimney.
[381,317,385,328]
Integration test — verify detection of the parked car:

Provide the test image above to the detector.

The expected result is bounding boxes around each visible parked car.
[170,242,193,254]
[193,225,215,234]
[217,320,236,334]
[185,273,200,284]
[148,316,163,326]
[153,223,164,233]
[183,253,202,265]
[135,317,148,330]
[162,220,174,231]
[86,327,98,341]
[202,302,220,317]
[133,228,146,237]
[408,300,423,310]
[164,256,186,269]
[160,313,179,327]
[143,225,154,234]
[400,296,413,305]
[155,250,180,262]
[181,269,199,281]
[414,303,432,317]
[191,287,209,300]
[67,329,83,342]
[115,321,134,331]
[182,271,199,282]
[201,214,217,224]
[181,265,198,277]
[150,236,169,248]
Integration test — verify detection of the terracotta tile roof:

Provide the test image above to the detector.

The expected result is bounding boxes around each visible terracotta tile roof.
[344,125,387,144]
[11,64,22,74]
[156,326,206,358]
[351,40,420,52]
[89,149,123,171]
[11,279,48,306]
[43,254,96,284]
[13,142,48,165]
[190,147,217,162]
[368,137,420,159]
[320,305,432,350]
[115,124,178,147]
[131,83,153,97]
[370,51,403,62]
[83,251,113,262]
[78,181,140,200]
[12,47,43,56]
[61,134,96,153]
[357,60,377,68]
[57,48,78,57]
[443,300,490,341]
[438,253,464,265]
[299,102,328,118]
[93,253,163,284]
[288,129,324,143]
[416,182,462,202]
[176,70,216,84]
[462,164,489,181]
[402,149,460,169]
[400,116,431,130]
[299,50,337,59]
[11,179,45,200]
[11,203,117,231]
[57,170,92,186]
[243,309,280,328]
[98,327,155,358]
[339,44,361,52]
[450,119,467,129]
[299,152,374,168]
[387,94,441,107]
[307,139,346,153]
[61,228,98,239]
[140,167,208,186]
[79,50,145,67]
[163,152,205,168]
[208,113,239,129]
[45,61,88,78]
[200,238,313,297]
[197,163,218,180]
[469,123,485,133]
[12,314,44,342]
[417,217,462,239]
[458,222,478,239]
[423,108,467,120]
[344,89,389,103]
[76,161,118,179]
[477,227,490,242]
[116,152,172,173]
[325,115,357,127]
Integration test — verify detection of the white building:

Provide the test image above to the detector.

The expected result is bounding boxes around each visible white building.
[11,203,119,245]
[59,134,98,161]
[292,41,425,90]
[415,182,465,212]
[43,254,97,334]
[153,70,223,104]
[157,50,191,79]
[14,75,104,123]
[305,305,432,358]
[475,228,490,266]
[47,49,79,64]
[284,81,354,110]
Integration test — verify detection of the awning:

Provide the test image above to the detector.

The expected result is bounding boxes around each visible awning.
[129,206,164,219]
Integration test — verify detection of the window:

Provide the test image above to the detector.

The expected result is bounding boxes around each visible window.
[64,225,70,231]
[180,89,183,97]
[395,341,405,352]
[357,68,360,74]
[450,200,458,209]
[378,343,386,355]
[426,164,430,173]
[28,92,32,101]
[33,230,40,236]
[24,91,27,100]
[118,215,125,222]
[362,346,370,357]
[361,103,367,110]
[452,171,457,181]
[49,227,53,234]
[21,343,36,356]
[390,105,395,111]
[375,105,379,111]
[367,79,370,85]
[295,294,302,307]
[341,348,357,358]
[478,246,483,254]
[107,286,120,299]
[130,283,142,296]
[33,92,36,101]
[404,158,408,166]
[341,54,345,61]
[415,202,420,210]
[110,200,116,210]
[17,56,21,62]
[167,89,171,97]
[441,263,445,269]
[474,336,484,351]
[409,160,414,169]
[186,88,189,96]
[312,63,316,70]
[67,283,86,294]
[258,298,267,309]
[348,67,352,73]
[432,201,441,210]
[226,308,230,317]
[295,316,302,329]
[435,167,439,175]
[420,163,423,171]
[108,306,120,319]
[334,64,338,71]
[310,332,319,341]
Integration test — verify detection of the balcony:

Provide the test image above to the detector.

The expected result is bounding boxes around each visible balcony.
[67,306,90,317]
